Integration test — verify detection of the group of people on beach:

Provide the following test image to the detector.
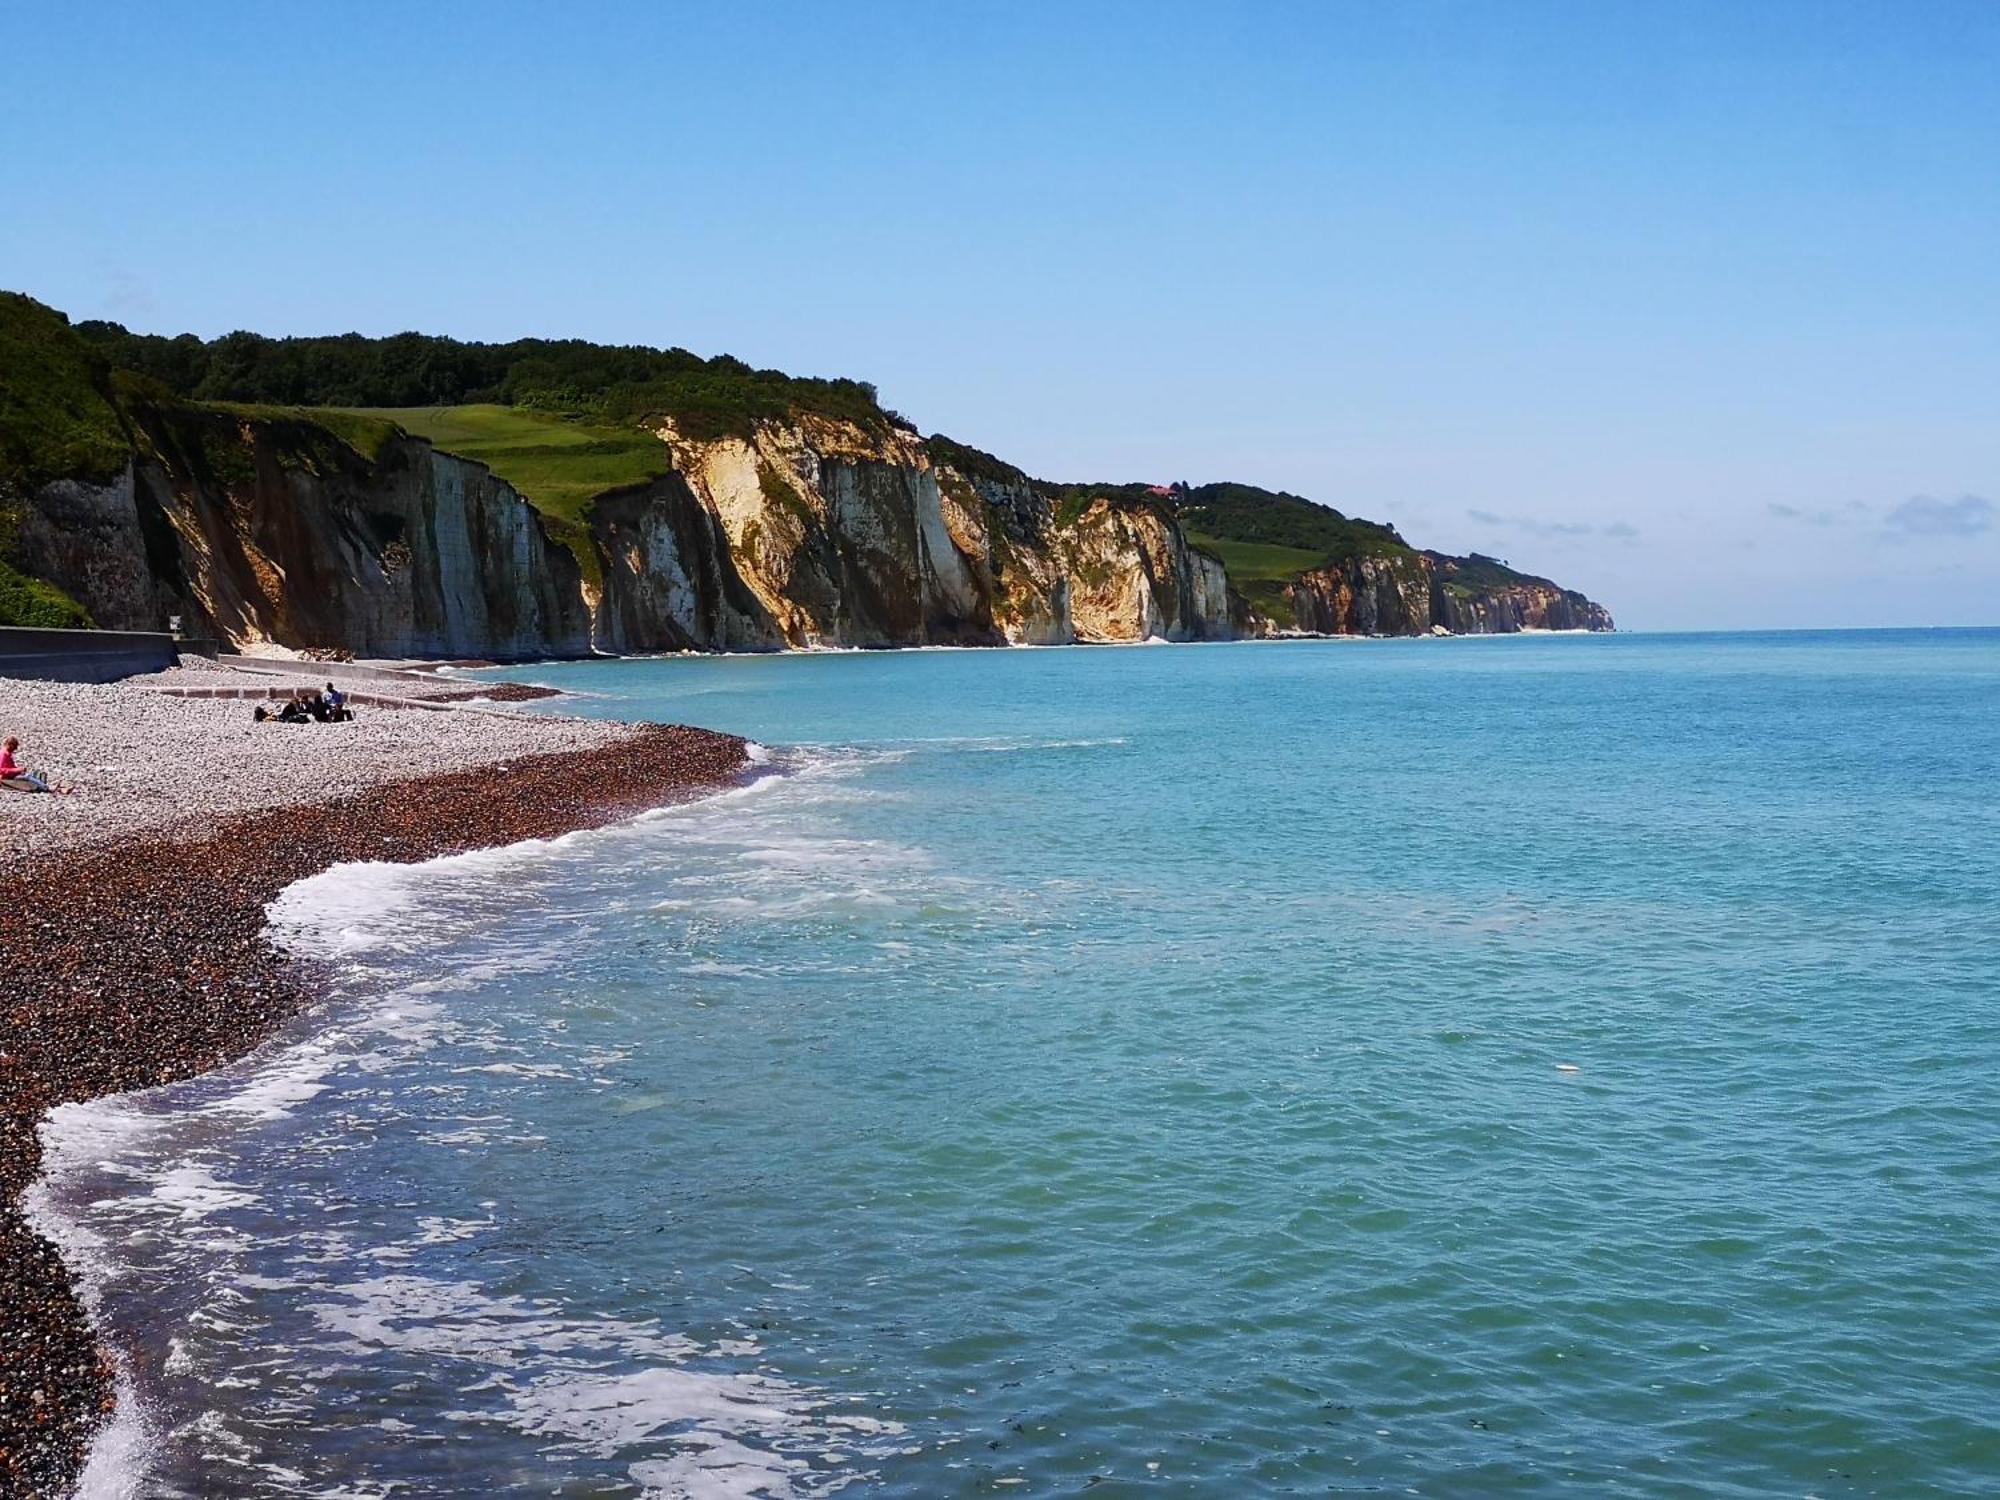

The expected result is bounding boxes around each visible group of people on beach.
[254,683,353,725]
[0,735,71,795]
[5,680,358,801]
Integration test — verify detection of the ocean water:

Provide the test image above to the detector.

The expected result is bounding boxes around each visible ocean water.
[35,631,2000,1498]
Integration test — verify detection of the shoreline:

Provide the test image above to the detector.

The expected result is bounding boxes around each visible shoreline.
[0,718,751,1499]
[456,627,1622,674]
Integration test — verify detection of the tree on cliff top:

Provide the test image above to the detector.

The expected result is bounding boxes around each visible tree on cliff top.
[71,318,907,441]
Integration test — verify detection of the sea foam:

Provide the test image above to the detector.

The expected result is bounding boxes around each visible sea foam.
[36,739,914,1497]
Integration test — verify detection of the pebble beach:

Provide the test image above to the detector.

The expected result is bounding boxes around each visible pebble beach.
[0,668,750,1498]
[0,668,617,858]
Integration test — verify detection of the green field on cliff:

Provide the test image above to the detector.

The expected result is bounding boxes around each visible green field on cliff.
[1183,534,1329,584]
[354,404,675,532]
[1175,483,1416,567]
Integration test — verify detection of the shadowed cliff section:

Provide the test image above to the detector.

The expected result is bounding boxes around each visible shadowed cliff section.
[1,292,1614,652]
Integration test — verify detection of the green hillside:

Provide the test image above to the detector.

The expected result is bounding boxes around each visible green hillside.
[356,405,674,530]
[343,405,683,586]
[1426,550,1568,598]
[0,295,117,625]
[1167,481,1423,623]
[0,292,129,498]
[1174,482,1414,566]
[1183,534,1329,584]
[75,320,907,442]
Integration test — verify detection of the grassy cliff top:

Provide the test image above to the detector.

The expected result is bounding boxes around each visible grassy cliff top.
[1173,482,1414,566]
[1425,550,1570,596]
[75,318,909,443]
[351,406,674,530]
[1183,534,1331,584]
[926,434,1029,488]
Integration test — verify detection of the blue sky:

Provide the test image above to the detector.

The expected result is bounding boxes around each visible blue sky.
[4,1,1995,629]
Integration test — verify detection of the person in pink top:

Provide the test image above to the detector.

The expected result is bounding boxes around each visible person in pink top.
[0,736,70,794]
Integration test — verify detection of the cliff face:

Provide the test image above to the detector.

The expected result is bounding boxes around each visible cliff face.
[1272,551,1614,637]
[1431,581,1613,634]
[632,417,1240,649]
[1061,498,1237,643]
[650,417,997,648]
[932,463,1240,645]
[588,472,776,653]
[18,408,595,659]
[1423,549,1616,633]
[11,407,1612,656]
[584,416,1240,651]
[1280,555,1435,636]
[11,469,186,634]
[12,405,1246,657]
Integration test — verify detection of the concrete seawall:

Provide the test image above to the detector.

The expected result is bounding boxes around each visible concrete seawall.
[0,626,200,683]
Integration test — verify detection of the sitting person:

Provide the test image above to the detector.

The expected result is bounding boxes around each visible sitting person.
[324,682,352,722]
[0,736,71,794]
[276,696,310,724]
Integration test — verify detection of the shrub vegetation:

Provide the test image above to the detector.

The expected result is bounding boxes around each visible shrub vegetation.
[75,319,908,441]
[0,292,130,496]
[1171,482,1414,566]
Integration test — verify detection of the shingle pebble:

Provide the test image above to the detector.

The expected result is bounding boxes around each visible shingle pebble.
[0,673,615,860]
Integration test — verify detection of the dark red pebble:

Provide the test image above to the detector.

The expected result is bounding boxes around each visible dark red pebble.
[419,682,567,704]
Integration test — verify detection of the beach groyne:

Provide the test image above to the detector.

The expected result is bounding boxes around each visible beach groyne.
[0,719,750,1498]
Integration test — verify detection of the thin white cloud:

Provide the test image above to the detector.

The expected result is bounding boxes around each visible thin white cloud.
[1766,500,1871,528]
[1465,508,1637,542]
[1881,494,1993,540]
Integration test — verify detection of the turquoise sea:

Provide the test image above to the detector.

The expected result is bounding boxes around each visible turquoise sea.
[38,631,2000,1497]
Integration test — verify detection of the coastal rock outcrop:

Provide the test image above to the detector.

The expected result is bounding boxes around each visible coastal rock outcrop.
[588,472,778,653]
[121,408,595,658]
[1427,553,1615,632]
[10,468,185,633]
[649,416,1000,648]
[1279,554,1435,637]
[928,447,1240,644]
[1271,551,1614,637]
[15,410,1609,653]
[630,417,1240,649]
[11,405,1612,654]
[13,406,1247,656]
